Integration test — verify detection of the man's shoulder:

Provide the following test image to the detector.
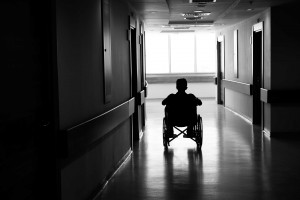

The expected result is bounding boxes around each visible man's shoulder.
[162,93,175,105]
[166,93,176,99]
[187,93,197,98]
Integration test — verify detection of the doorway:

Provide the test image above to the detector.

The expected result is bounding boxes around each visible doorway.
[129,19,143,142]
[216,35,225,105]
[252,22,263,126]
[139,25,146,130]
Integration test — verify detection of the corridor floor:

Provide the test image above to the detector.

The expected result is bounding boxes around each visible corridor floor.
[97,99,300,200]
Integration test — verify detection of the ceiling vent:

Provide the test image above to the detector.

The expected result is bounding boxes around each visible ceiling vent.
[189,0,216,3]
[161,30,195,33]
[182,12,211,17]
[173,27,190,30]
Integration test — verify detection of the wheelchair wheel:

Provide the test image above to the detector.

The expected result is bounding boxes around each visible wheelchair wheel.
[195,115,203,149]
[163,118,168,148]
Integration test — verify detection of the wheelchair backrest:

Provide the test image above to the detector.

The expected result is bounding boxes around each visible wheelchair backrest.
[165,104,197,127]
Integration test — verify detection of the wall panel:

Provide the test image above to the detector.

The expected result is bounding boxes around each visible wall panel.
[61,120,131,200]
[57,0,104,130]
[225,88,252,121]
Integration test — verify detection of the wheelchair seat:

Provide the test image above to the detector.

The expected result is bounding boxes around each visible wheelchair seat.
[163,105,203,149]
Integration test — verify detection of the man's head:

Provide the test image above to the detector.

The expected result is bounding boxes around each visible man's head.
[176,78,187,91]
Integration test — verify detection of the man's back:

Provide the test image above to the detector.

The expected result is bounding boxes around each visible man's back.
[163,92,202,126]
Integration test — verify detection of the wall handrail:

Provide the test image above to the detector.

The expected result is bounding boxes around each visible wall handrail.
[222,79,252,95]
[61,98,135,158]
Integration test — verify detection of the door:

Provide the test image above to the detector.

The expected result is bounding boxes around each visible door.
[1,1,59,199]
[216,35,225,104]
[130,27,140,141]
[129,16,143,142]
[129,18,145,141]
[140,24,146,130]
[252,22,263,126]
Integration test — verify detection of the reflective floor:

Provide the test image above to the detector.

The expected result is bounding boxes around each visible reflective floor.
[97,99,300,200]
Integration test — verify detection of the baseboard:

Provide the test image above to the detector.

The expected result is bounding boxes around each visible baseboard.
[225,106,252,124]
[91,149,132,200]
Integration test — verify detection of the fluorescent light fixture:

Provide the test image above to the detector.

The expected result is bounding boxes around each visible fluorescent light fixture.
[169,20,214,26]
[189,0,216,3]
[182,12,211,17]
[161,30,195,33]
[174,27,190,29]
[163,24,214,28]
[198,12,211,16]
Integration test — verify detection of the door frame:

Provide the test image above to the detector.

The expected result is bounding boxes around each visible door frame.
[217,35,225,105]
[139,23,146,129]
[252,22,264,127]
[129,16,142,143]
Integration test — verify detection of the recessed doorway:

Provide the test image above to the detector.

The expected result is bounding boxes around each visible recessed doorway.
[252,22,263,126]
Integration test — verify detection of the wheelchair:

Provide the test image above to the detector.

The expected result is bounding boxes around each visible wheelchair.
[162,106,203,149]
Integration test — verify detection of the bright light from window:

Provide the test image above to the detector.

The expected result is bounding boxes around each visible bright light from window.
[170,33,194,73]
[145,32,169,73]
[145,31,216,74]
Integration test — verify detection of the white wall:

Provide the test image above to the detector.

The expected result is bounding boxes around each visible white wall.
[147,82,216,99]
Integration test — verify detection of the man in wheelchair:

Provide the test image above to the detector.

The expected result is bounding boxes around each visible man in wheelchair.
[162,78,202,138]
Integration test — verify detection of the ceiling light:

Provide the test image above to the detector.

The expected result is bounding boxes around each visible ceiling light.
[199,12,211,16]
[182,13,198,17]
[174,27,190,30]
[194,10,203,13]
[161,30,195,33]
[247,8,254,11]
[182,12,210,17]
[189,0,216,3]
[184,17,203,20]
[166,24,213,28]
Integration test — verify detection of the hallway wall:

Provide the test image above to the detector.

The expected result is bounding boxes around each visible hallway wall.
[216,9,271,122]
[0,1,58,199]
[56,0,135,199]
[217,1,300,136]
[269,2,300,134]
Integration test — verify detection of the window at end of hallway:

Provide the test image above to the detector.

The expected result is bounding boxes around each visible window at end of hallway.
[145,31,216,74]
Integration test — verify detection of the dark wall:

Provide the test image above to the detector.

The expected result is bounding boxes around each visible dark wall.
[56,0,134,199]
[57,0,105,130]
[269,2,300,133]
[0,0,58,199]
[271,1,300,90]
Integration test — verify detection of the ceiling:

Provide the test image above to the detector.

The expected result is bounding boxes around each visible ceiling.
[127,0,293,32]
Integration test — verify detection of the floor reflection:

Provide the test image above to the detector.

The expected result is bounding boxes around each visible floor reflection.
[97,99,300,200]
[162,148,203,199]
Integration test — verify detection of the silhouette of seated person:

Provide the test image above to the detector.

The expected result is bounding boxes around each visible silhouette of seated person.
[162,78,202,137]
